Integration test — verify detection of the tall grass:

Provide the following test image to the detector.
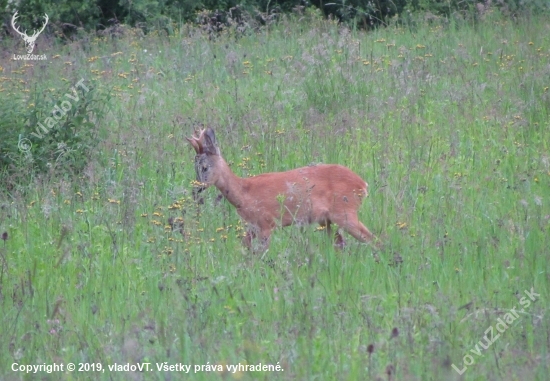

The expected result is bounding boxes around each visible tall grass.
[0,9,549,380]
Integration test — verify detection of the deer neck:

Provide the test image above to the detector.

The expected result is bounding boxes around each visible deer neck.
[213,158,246,208]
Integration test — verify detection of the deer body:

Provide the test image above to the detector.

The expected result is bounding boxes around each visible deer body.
[188,128,375,250]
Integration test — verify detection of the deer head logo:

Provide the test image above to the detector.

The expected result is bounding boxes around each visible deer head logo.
[11,12,49,54]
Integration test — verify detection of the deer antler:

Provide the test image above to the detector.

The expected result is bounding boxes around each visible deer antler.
[32,14,49,38]
[11,12,48,38]
[186,128,206,154]
[11,12,26,38]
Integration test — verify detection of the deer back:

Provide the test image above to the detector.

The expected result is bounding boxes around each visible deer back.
[235,164,368,228]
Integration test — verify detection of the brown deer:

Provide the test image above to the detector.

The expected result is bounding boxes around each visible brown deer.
[187,128,376,251]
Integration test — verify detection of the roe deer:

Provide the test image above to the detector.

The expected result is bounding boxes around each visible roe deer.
[187,128,376,251]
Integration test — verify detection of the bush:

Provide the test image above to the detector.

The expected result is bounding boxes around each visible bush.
[0,80,111,191]
[311,0,549,27]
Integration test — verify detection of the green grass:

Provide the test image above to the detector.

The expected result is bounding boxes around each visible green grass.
[1,9,549,381]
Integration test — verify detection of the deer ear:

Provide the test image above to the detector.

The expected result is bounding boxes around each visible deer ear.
[203,128,220,155]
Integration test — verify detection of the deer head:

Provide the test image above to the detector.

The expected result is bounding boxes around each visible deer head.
[187,127,377,252]
[11,12,49,54]
[186,128,222,199]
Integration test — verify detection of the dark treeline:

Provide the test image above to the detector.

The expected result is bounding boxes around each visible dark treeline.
[0,0,548,37]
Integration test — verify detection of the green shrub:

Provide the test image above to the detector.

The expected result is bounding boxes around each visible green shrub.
[0,80,111,190]
[312,0,549,27]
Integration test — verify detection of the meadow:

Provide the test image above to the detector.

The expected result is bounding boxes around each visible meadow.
[0,8,549,380]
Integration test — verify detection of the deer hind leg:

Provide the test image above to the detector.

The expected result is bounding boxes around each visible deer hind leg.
[251,229,271,253]
[242,229,256,249]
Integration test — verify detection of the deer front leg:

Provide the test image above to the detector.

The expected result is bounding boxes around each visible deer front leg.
[242,226,272,253]
[332,213,379,249]
[344,220,375,243]
[324,222,346,249]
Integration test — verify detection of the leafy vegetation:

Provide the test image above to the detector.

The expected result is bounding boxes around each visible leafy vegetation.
[0,8,549,381]
[1,0,549,34]
[0,78,111,189]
